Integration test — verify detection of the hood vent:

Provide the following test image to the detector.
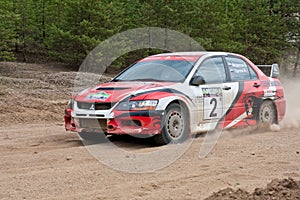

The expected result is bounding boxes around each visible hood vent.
[96,87,130,90]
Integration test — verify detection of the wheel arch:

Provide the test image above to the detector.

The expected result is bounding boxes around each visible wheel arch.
[154,99,191,145]
[166,99,191,127]
[259,99,278,124]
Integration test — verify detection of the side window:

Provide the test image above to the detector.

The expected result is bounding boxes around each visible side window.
[195,57,226,84]
[248,65,258,80]
[226,57,251,81]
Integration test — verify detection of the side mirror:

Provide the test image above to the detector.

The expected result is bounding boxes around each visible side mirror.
[190,76,205,86]
[271,63,279,78]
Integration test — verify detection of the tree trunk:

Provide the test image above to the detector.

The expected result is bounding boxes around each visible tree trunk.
[21,1,27,62]
[42,0,46,39]
[13,0,19,53]
[57,0,61,26]
[293,49,300,77]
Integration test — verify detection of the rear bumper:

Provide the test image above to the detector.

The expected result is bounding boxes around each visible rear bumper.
[274,97,286,122]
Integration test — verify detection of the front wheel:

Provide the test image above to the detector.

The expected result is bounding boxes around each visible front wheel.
[258,101,276,125]
[154,103,189,145]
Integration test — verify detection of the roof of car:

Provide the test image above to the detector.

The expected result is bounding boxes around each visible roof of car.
[154,51,231,56]
[138,51,233,62]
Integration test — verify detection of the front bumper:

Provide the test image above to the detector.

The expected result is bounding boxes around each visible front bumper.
[64,108,76,132]
[65,109,165,135]
[106,110,165,135]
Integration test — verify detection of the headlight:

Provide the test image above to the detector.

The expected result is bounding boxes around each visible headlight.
[117,100,158,111]
[67,99,74,109]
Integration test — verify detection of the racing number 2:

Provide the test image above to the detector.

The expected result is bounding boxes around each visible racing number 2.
[202,87,223,120]
[209,98,217,117]
[204,96,222,120]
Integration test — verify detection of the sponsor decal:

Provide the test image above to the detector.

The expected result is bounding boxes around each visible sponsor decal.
[85,91,111,101]
[202,87,222,98]
[242,94,261,119]
[194,96,203,104]
[243,96,255,116]
[264,89,275,97]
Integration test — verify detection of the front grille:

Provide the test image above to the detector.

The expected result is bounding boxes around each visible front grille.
[77,102,116,110]
[79,118,107,130]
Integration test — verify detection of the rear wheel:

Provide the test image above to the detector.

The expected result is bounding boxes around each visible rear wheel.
[154,103,189,145]
[258,101,276,125]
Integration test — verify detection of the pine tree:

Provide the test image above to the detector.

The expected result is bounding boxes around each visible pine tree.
[0,0,18,61]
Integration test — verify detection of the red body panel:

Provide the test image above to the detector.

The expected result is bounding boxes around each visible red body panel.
[64,108,76,131]
[107,115,162,135]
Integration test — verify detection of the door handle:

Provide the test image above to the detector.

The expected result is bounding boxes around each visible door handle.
[253,83,260,88]
[223,86,231,90]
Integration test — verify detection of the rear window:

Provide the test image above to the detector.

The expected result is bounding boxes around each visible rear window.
[226,57,257,81]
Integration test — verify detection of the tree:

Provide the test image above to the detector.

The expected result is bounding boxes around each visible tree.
[281,0,300,75]
[0,0,18,61]
[0,0,297,72]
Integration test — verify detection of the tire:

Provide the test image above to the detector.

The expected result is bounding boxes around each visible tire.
[258,101,276,125]
[78,131,107,144]
[154,103,189,145]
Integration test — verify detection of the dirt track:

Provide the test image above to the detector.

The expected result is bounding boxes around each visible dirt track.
[0,62,300,199]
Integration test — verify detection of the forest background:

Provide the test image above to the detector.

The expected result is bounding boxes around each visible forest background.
[0,0,299,75]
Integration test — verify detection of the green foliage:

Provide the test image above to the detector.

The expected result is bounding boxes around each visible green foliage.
[45,25,100,65]
[0,0,17,61]
[282,0,300,49]
[0,0,299,68]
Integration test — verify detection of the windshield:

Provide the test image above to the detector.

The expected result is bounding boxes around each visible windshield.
[113,60,196,82]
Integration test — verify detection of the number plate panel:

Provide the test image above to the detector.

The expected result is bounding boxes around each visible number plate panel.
[202,87,223,120]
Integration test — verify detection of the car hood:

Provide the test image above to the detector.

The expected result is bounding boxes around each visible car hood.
[74,82,176,103]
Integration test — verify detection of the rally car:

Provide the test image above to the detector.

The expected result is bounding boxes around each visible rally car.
[64,52,286,145]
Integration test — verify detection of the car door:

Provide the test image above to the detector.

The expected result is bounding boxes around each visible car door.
[190,56,234,132]
[223,56,263,128]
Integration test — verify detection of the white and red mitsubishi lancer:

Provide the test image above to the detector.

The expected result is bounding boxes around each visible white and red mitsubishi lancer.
[64,52,286,145]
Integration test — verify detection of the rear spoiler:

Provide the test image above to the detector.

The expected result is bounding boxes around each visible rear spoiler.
[256,64,279,78]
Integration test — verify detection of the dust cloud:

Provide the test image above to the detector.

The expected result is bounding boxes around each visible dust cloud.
[280,77,300,129]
